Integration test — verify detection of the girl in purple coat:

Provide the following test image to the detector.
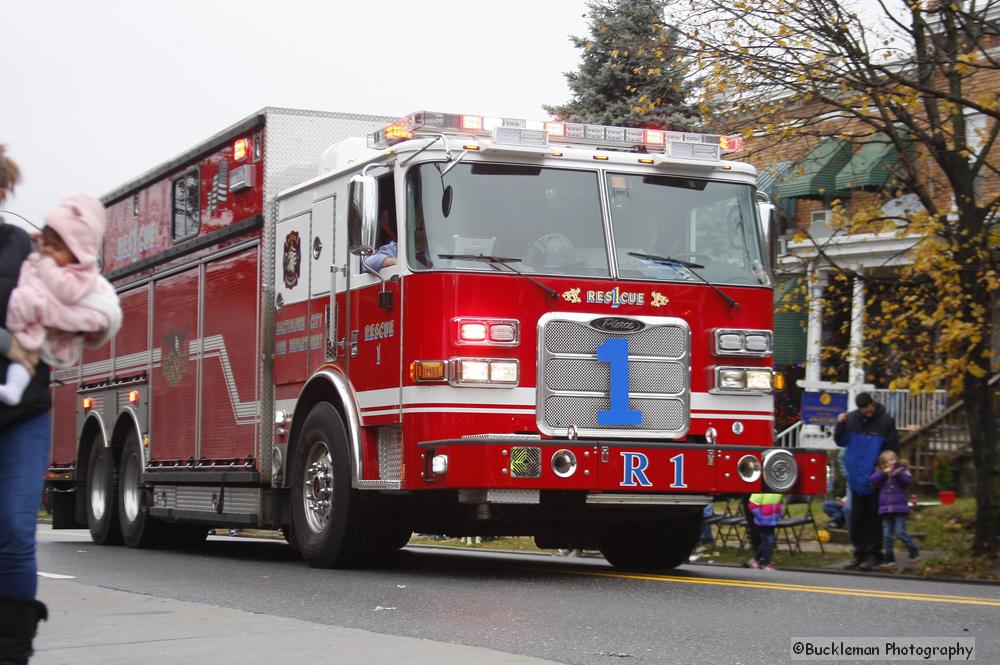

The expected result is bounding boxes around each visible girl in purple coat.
[869,450,920,565]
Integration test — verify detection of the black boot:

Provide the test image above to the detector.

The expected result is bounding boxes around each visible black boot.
[0,597,48,665]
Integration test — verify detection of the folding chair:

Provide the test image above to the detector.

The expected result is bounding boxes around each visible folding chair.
[776,495,825,554]
[716,497,749,550]
[701,503,724,546]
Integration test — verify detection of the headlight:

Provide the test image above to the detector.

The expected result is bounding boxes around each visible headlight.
[713,366,774,393]
[450,358,519,387]
[713,329,773,357]
[762,449,798,492]
[719,368,746,390]
[459,359,490,383]
[489,361,519,384]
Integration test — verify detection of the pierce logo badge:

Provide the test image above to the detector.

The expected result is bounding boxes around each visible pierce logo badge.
[591,317,645,334]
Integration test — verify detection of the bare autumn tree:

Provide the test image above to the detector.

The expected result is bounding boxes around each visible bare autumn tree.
[665,0,999,555]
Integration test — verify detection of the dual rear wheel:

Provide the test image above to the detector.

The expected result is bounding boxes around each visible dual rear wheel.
[85,432,206,548]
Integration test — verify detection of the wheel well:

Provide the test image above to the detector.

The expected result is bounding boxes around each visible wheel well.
[286,377,355,488]
[77,416,105,487]
[110,415,140,452]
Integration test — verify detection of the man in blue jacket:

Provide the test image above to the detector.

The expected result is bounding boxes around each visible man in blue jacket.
[834,392,900,571]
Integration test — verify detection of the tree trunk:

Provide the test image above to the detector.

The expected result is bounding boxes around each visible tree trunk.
[964,374,999,557]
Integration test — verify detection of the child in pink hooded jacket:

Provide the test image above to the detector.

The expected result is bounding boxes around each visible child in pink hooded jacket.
[0,194,121,405]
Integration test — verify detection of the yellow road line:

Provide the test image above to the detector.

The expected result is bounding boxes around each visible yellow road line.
[557,568,1000,607]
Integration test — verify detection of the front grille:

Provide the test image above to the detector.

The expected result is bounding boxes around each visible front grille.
[536,313,690,439]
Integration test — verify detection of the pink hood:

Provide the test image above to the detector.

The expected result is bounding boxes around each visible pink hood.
[43,194,107,268]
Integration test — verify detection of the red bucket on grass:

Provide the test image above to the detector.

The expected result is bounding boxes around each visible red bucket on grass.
[939,490,956,505]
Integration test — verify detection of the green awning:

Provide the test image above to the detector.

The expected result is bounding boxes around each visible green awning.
[778,141,853,199]
[773,275,807,366]
[834,135,904,191]
[756,161,793,198]
[757,161,798,220]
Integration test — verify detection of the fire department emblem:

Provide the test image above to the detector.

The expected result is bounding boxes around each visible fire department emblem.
[283,231,301,289]
[162,331,188,385]
[561,288,581,304]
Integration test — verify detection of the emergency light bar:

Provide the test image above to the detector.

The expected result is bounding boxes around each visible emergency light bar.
[368,111,744,161]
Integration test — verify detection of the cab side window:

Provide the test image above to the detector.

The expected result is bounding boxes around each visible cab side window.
[172,169,200,240]
[375,173,397,248]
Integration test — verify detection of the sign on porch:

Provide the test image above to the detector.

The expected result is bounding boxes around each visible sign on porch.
[800,390,848,426]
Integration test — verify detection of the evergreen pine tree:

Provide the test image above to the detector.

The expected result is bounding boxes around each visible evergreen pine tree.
[544,0,699,131]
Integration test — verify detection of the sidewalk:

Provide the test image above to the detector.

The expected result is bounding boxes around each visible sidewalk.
[32,577,561,665]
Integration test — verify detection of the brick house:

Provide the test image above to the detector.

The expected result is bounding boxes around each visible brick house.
[740,31,999,437]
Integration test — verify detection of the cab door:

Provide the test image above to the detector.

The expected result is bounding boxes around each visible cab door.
[309,194,336,370]
[347,171,402,424]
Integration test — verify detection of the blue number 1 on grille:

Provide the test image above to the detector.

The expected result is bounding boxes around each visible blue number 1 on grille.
[596,337,642,425]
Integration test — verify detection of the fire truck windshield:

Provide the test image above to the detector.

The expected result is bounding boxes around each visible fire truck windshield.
[405,162,769,285]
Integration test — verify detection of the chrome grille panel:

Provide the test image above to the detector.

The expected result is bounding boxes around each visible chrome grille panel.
[544,396,685,430]
[544,358,685,394]
[537,312,690,439]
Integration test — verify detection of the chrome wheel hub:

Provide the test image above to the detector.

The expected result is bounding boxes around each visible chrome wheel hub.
[90,451,107,520]
[123,453,141,523]
[302,442,334,534]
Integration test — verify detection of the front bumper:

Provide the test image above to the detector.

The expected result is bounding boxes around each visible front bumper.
[416,438,826,496]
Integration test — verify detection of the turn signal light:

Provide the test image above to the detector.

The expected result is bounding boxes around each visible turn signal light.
[411,360,447,382]
[82,397,93,410]
[128,390,140,404]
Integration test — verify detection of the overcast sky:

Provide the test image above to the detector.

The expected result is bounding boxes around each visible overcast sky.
[2,0,591,229]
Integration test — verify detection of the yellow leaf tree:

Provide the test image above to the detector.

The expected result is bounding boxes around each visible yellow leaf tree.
[666,0,999,555]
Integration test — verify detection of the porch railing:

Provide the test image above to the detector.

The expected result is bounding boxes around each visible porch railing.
[870,389,948,431]
[775,388,948,448]
[899,374,999,487]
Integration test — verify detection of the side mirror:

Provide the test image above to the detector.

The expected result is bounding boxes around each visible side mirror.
[756,191,778,269]
[348,174,378,256]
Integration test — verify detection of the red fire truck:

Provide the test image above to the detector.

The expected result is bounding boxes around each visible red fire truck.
[47,107,826,570]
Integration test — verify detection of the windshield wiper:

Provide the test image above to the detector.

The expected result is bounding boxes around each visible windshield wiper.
[628,252,740,309]
[438,254,559,299]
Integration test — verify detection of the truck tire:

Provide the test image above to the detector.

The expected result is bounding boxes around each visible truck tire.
[598,507,702,570]
[290,403,375,568]
[118,433,163,548]
[86,443,122,545]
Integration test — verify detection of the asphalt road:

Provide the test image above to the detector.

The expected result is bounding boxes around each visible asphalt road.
[36,529,999,665]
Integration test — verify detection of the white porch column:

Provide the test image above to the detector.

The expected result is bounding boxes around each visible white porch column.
[847,274,866,404]
[804,265,826,387]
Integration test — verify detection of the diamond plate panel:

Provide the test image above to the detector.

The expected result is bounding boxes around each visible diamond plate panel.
[377,428,403,481]
[262,108,395,202]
